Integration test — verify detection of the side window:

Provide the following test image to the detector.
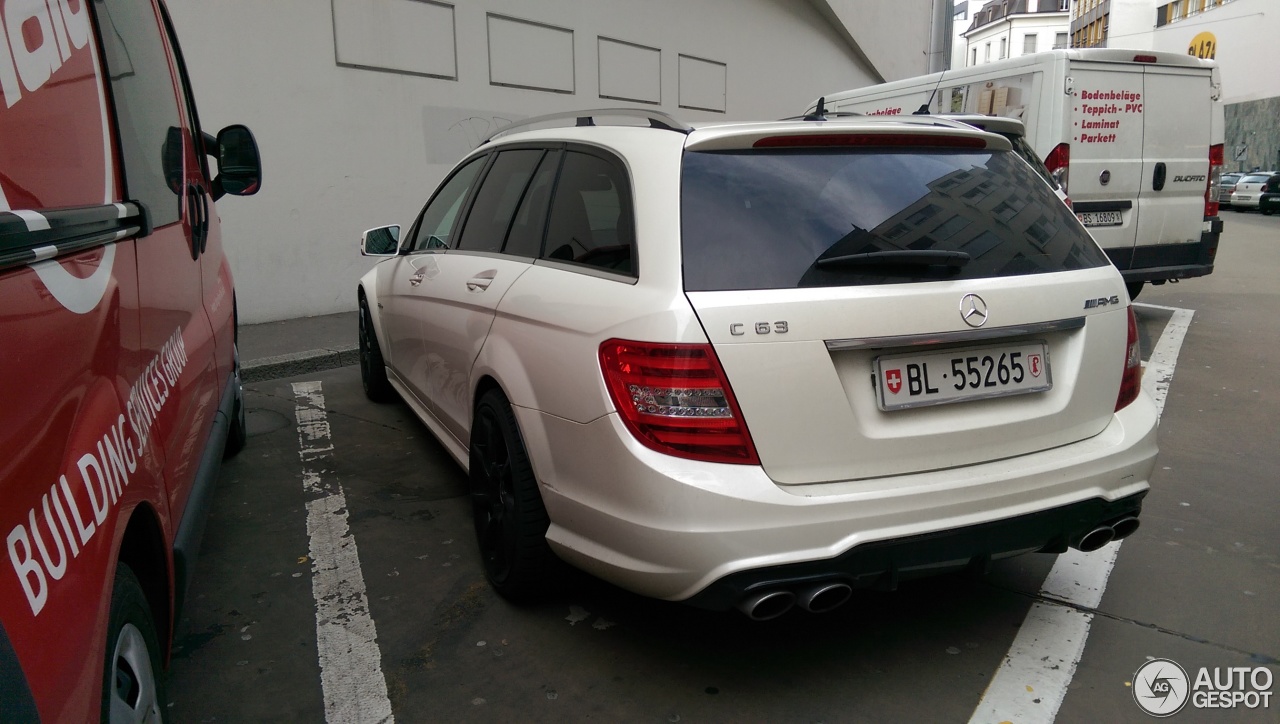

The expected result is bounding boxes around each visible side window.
[455,150,544,253]
[503,150,561,258]
[542,151,635,276]
[157,3,210,182]
[96,0,187,226]
[409,157,485,252]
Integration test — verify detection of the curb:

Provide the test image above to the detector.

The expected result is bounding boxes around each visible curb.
[242,346,359,383]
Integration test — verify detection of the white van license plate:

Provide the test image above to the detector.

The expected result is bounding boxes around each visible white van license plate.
[874,342,1052,411]
[1077,211,1123,227]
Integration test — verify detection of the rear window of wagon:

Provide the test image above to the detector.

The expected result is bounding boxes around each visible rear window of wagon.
[680,148,1109,291]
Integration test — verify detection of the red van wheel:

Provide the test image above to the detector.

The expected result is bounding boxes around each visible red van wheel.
[102,564,166,723]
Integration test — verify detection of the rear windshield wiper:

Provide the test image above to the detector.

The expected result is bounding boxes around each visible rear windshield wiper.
[815,250,971,269]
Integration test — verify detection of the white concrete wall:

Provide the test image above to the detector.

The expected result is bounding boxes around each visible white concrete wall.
[167,0,903,323]
[817,0,941,80]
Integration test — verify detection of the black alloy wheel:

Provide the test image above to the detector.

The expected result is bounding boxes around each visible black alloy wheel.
[358,298,395,402]
[469,389,556,600]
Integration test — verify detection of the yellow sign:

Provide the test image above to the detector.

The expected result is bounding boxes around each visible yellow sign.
[1188,32,1216,60]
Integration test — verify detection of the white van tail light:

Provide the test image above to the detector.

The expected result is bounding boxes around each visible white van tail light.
[1116,307,1142,412]
[600,340,760,465]
[1045,142,1070,193]
[1206,143,1224,218]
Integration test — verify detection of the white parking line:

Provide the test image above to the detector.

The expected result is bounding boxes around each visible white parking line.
[293,381,396,724]
[968,304,1194,724]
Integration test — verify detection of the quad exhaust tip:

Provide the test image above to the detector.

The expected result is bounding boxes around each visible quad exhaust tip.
[738,590,796,621]
[1076,525,1116,552]
[1110,516,1141,540]
[1073,515,1142,552]
[739,582,854,619]
[798,583,853,613]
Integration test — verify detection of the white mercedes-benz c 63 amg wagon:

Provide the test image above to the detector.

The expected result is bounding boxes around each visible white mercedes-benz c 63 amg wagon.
[356,109,1157,620]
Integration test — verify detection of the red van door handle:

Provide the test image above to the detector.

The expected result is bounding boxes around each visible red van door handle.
[185,184,209,257]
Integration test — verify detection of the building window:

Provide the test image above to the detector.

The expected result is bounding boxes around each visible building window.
[999,37,1007,59]
[972,47,978,66]
[1055,31,1068,49]
[1023,34,1037,54]
[985,43,991,62]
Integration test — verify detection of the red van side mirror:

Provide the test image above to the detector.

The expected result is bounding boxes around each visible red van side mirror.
[210,124,262,200]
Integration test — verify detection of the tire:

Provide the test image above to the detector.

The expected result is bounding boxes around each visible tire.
[102,563,166,724]
[469,389,557,601]
[1263,208,1274,216]
[359,297,396,403]
[223,344,247,458]
[1126,281,1143,301]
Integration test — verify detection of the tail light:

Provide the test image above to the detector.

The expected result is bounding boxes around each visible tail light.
[1205,143,1224,217]
[753,134,987,149]
[599,340,759,465]
[1045,142,1070,193]
[1115,307,1142,412]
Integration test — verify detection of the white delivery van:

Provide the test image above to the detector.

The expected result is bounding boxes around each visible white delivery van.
[813,49,1225,299]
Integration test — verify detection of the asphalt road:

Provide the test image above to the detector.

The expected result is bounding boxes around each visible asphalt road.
[167,213,1280,723]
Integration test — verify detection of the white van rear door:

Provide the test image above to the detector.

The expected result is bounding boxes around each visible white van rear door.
[1068,63,1145,256]
[1135,65,1212,253]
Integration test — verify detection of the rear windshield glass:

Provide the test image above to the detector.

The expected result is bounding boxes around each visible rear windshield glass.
[1004,135,1058,189]
[680,148,1109,291]
[1241,174,1272,184]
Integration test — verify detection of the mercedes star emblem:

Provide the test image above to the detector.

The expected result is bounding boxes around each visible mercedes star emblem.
[960,293,989,328]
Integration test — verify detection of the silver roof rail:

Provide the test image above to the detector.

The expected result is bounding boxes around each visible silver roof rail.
[480,108,692,145]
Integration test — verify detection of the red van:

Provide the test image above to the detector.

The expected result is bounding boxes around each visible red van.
[0,0,260,719]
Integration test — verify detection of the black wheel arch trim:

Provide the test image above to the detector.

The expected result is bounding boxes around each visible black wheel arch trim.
[171,368,236,623]
[0,620,39,720]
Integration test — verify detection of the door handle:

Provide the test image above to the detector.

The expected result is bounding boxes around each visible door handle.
[1152,162,1167,191]
[185,184,209,257]
[466,269,497,292]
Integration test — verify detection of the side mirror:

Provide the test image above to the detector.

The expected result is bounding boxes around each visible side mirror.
[211,124,262,200]
[361,225,401,257]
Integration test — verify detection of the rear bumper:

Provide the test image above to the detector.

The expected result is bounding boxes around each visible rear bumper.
[521,389,1158,605]
[1105,216,1222,283]
[684,491,1146,611]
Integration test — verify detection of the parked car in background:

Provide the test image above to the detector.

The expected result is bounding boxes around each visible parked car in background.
[357,109,1158,622]
[938,114,1070,207]
[0,0,261,719]
[1257,174,1280,215]
[1219,172,1244,208]
[1230,173,1278,211]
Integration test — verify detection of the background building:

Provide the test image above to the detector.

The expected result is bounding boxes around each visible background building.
[168,0,944,324]
[959,0,1070,68]
[1148,0,1279,172]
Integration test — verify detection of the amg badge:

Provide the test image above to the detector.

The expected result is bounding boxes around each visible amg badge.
[1084,295,1122,309]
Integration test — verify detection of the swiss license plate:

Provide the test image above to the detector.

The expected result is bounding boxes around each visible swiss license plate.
[1077,210,1123,227]
[874,342,1051,411]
